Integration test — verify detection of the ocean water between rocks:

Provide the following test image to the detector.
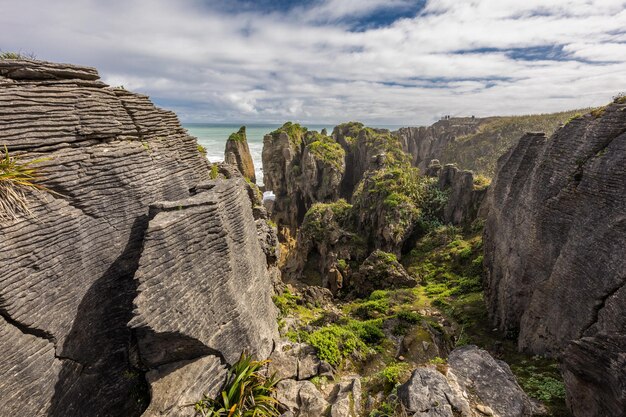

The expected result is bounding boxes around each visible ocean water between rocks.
[184,123,404,186]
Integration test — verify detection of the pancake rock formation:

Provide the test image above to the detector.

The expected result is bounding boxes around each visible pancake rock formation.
[0,59,278,417]
[224,126,256,183]
[483,99,626,416]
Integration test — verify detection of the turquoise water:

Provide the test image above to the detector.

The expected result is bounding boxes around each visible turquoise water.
[184,123,334,185]
[183,123,404,185]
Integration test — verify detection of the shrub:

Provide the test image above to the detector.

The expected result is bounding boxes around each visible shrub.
[210,164,219,179]
[0,146,52,221]
[396,310,422,324]
[272,290,300,317]
[518,375,566,403]
[197,144,207,156]
[195,352,280,417]
[307,325,368,366]
[0,51,36,60]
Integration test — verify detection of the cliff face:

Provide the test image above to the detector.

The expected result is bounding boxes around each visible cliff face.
[394,111,583,177]
[262,123,345,229]
[483,101,626,415]
[0,60,277,417]
[224,126,256,183]
[395,117,485,171]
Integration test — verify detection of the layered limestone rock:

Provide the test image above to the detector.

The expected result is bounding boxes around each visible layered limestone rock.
[483,100,626,415]
[0,59,278,417]
[436,163,489,226]
[394,117,485,172]
[224,126,256,182]
[398,346,535,417]
[263,123,345,229]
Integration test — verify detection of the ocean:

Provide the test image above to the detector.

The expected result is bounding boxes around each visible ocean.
[183,123,405,186]
[184,123,333,186]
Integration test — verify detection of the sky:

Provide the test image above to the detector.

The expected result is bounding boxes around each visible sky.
[1,0,626,125]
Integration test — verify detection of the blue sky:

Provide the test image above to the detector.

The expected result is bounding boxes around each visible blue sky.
[1,0,626,124]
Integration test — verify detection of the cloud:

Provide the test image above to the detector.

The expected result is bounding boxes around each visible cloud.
[1,0,625,124]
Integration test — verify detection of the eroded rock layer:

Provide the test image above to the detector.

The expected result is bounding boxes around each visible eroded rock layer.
[483,101,626,415]
[0,59,277,417]
[130,179,278,367]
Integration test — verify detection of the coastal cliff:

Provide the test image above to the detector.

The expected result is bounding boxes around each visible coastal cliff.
[0,59,278,417]
[483,100,626,416]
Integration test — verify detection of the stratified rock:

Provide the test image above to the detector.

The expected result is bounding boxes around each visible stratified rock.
[483,100,626,415]
[0,59,277,417]
[142,356,227,417]
[224,126,256,183]
[394,117,484,171]
[437,164,488,225]
[263,123,345,229]
[130,179,279,367]
[0,59,209,417]
[350,250,416,296]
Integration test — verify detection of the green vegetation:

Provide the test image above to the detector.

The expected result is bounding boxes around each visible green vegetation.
[0,51,35,60]
[613,92,626,104]
[301,199,354,242]
[440,110,587,177]
[228,126,247,142]
[404,226,483,309]
[272,289,300,317]
[0,146,53,221]
[270,122,307,147]
[210,164,219,179]
[472,174,491,190]
[195,352,280,417]
[371,362,411,393]
[306,132,345,170]
[352,166,423,246]
[197,144,207,157]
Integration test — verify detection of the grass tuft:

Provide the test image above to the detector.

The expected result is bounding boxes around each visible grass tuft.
[195,352,280,417]
[0,146,53,221]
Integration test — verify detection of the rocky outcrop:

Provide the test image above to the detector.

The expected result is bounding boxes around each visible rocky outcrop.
[0,59,278,417]
[394,117,485,172]
[483,100,626,415]
[224,126,256,183]
[435,163,489,226]
[276,376,362,417]
[263,123,345,229]
[398,346,535,417]
[350,250,416,296]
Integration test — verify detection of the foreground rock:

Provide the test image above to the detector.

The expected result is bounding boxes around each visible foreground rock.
[483,100,626,415]
[398,345,535,417]
[224,126,256,182]
[0,59,278,417]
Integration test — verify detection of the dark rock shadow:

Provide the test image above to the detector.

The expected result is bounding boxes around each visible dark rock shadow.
[49,216,150,417]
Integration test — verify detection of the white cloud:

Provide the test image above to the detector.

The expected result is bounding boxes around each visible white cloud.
[1,0,625,124]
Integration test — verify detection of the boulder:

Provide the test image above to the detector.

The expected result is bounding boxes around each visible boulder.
[448,346,534,417]
[276,379,330,417]
[330,378,362,417]
[224,126,256,182]
[398,346,534,417]
[268,340,321,381]
[350,250,416,296]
